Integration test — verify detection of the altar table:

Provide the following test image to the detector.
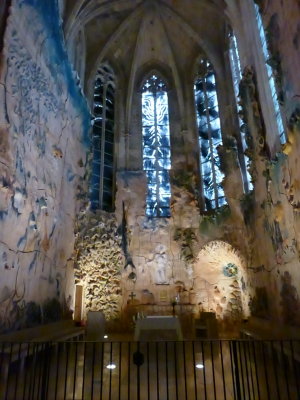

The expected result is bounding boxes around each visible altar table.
[134,316,183,341]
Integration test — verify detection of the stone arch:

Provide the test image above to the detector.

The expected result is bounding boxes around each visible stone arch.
[193,240,250,321]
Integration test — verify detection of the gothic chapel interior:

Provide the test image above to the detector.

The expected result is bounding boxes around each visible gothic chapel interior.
[1,0,300,340]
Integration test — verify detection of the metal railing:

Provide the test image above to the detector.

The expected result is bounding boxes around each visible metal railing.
[1,340,299,399]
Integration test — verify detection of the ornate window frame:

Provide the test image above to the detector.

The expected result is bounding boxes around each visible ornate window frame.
[253,2,286,144]
[228,31,253,192]
[141,73,172,217]
[91,62,116,211]
[194,59,227,211]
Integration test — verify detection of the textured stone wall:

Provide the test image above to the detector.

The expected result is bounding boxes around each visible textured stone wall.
[233,0,300,326]
[64,0,254,331]
[67,0,300,333]
[2,0,299,335]
[73,169,251,328]
[74,210,123,321]
[263,0,300,106]
[244,130,300,325]
[0,0,90,332]
[112,171,251,323]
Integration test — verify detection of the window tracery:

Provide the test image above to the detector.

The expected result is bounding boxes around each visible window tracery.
[254,3,286,144]
[91,63,115,211]
[142,74,171,217]
[228,32,253,192]
[194,59,226,210]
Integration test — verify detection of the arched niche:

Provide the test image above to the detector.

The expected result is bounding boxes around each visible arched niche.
[193,240,250,322]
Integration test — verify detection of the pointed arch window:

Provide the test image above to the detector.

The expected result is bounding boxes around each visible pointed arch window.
[142,74,171,217]
[254,2,286,144]
[91,63,115,211]
[194,59,226,210]
[228,32,253,192]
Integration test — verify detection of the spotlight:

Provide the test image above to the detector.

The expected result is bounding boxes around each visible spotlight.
[196,363,204,369]
[106,364,116,369]
[104,335,108,339]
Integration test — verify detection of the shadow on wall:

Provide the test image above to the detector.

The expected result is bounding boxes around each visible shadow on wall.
[280,271,300,326]
[249,286,269,319]
[0,297,72,333]
[193,240,250,321]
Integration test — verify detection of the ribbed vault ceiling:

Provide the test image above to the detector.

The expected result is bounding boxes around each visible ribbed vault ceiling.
[64,0,229,93]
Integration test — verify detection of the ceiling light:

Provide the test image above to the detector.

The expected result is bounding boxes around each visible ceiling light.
[103,335,108,339]
[106,364,116,370]
[196,363,204,369]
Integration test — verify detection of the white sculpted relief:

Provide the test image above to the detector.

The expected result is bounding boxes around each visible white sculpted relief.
[147,244,170,285]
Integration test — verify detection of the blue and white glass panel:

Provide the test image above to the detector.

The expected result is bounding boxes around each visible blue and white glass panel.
[229,33,253,191]
[194,60,226,210]
[229,34,242,99]
[254,4,286,144]
[142,75,171,217]
[91,64,115,211]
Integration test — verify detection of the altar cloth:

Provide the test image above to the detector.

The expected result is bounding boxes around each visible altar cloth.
[134,316,183,341]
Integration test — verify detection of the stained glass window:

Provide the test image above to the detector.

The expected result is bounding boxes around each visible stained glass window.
[194,59,226,210]
[229,33,253,192]
[254,3,286,144]
[142,75,171,217]
[90,63,115,211]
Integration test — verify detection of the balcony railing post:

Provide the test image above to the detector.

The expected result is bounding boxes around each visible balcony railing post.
[1,338,300,399]
[133,342,144,400]
[40,342,51,400]
[232,341,242,400]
